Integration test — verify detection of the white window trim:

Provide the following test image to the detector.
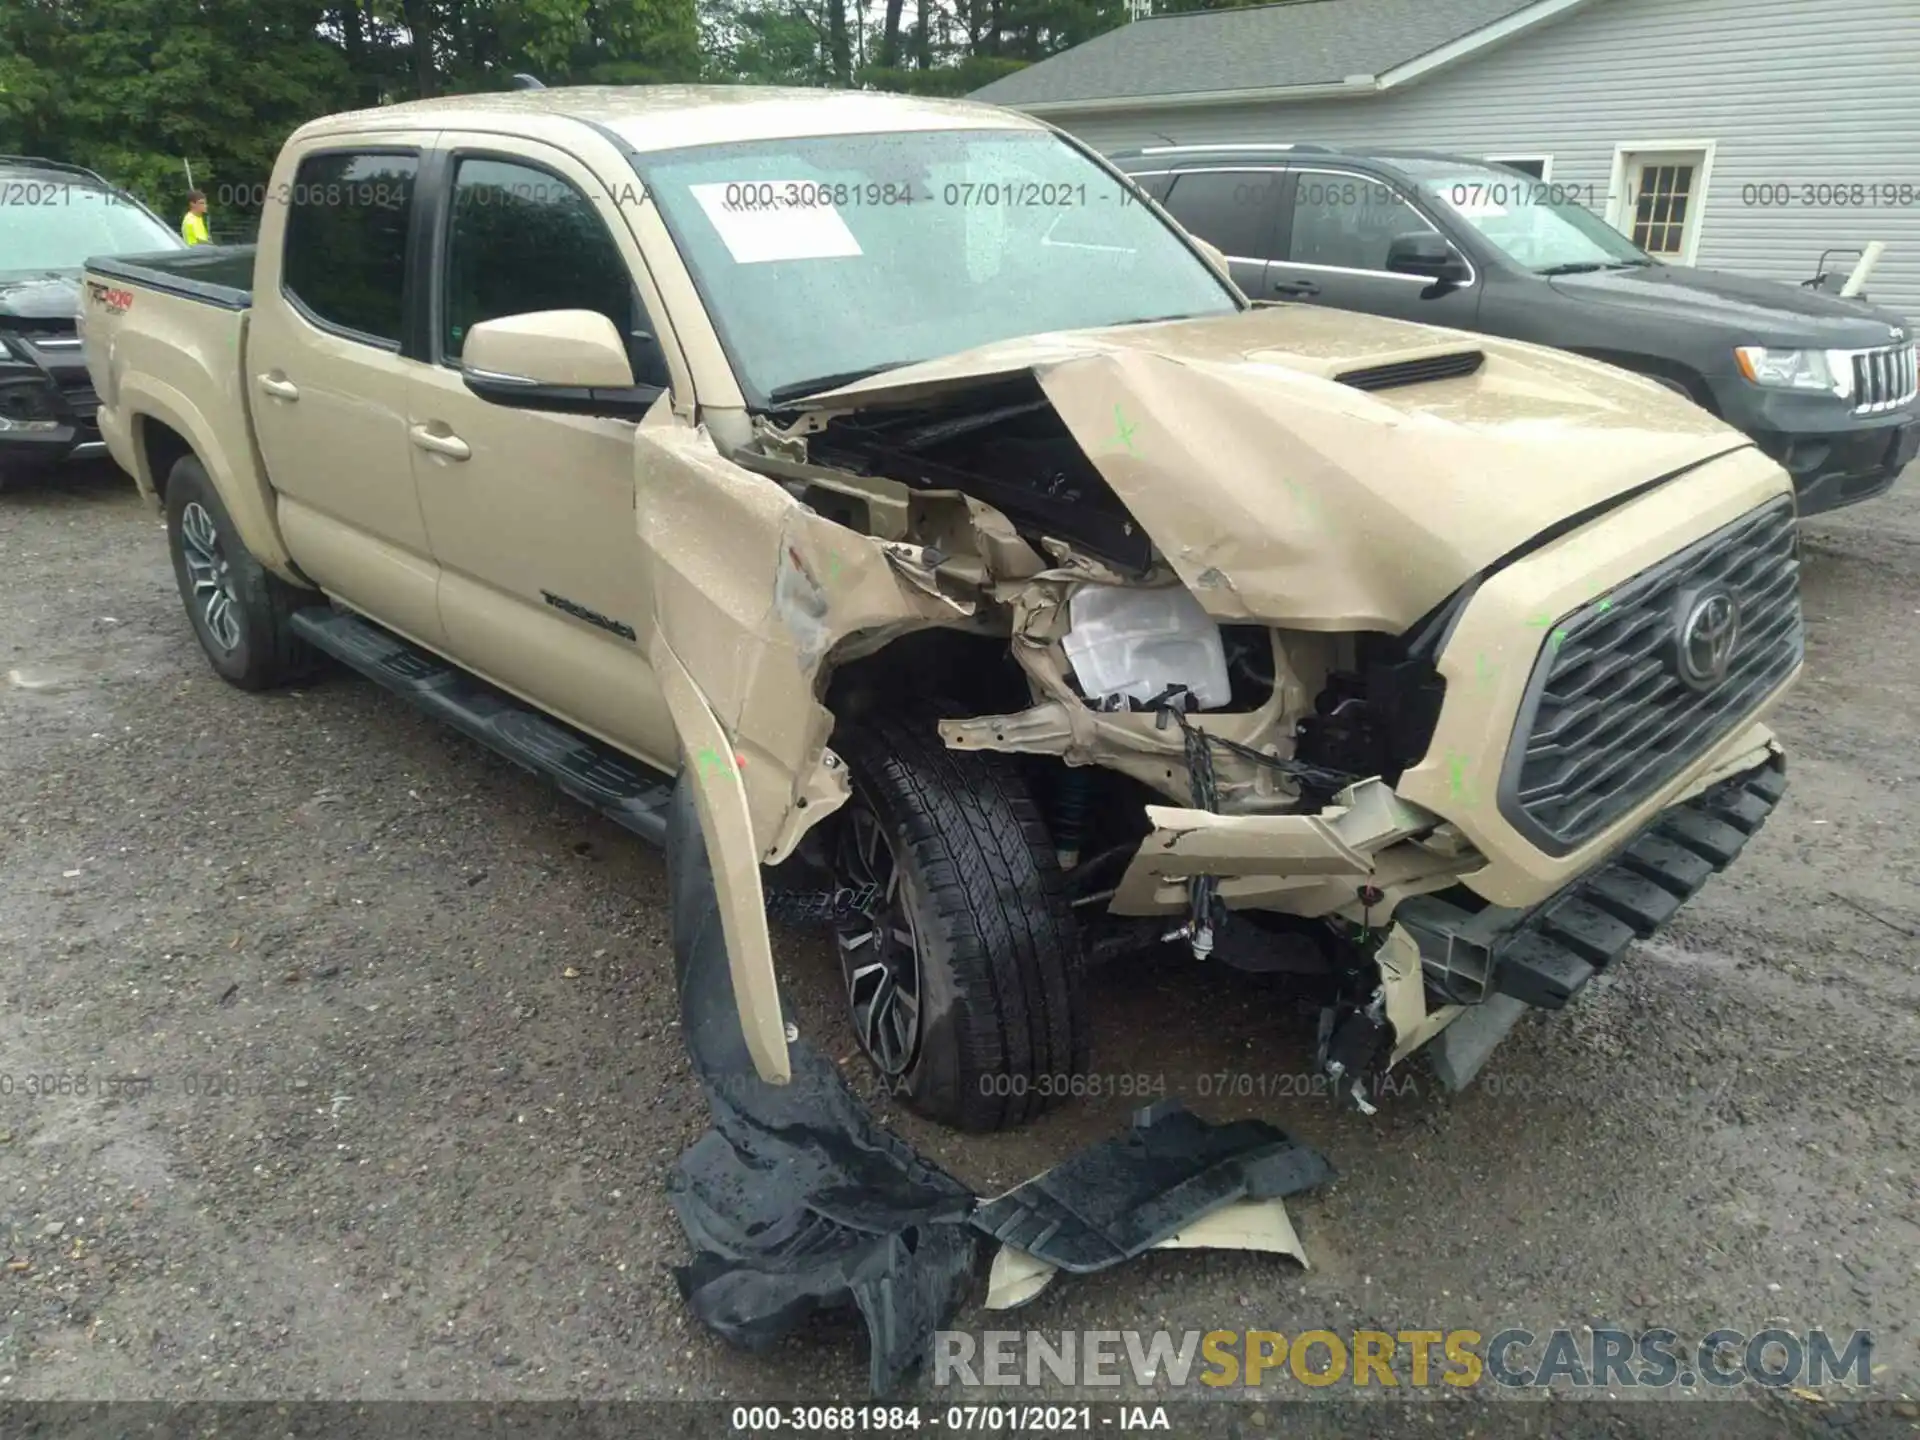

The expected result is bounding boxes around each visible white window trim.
[1605,139,1717,266]
[1486,154,1554,180]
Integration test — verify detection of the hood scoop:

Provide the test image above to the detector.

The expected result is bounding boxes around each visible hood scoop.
[1336,349,1484,391]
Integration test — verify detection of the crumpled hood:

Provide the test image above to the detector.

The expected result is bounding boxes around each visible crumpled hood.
[799,306,1761,632]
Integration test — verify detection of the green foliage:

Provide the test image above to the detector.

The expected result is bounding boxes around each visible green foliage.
[859,54,1025,97]
[0,0,1198,218]
[1,0,357,224]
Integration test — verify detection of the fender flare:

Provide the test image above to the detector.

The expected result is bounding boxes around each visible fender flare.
[654,637,792,1084]
[118,370,298,579]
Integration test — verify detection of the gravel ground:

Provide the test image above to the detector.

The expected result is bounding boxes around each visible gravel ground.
[1,460,1916,1423]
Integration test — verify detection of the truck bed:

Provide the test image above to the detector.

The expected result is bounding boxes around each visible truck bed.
[81,243,294,576]
[86,245,254,310]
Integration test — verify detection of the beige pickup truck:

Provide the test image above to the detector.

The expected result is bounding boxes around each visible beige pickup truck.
[83,85,1801,1132]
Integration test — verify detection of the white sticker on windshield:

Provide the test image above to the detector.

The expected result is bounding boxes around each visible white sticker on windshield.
[689,182,864,264]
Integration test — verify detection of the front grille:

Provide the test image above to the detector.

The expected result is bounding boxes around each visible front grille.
[1499,496,1802,855]
[1848,342,1917,415]
[1336,350,1483,391]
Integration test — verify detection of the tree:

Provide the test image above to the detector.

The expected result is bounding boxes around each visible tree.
[0,0,357,221]
[0,0,1209,218]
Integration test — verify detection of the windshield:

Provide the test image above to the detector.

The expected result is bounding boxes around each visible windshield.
[1394,158,1653,272]
[634,128,1241,406]
[0,180,182,275]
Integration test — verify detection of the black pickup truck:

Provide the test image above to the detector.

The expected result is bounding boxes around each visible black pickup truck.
[1111,144,1917,517]
[0,155,184,491]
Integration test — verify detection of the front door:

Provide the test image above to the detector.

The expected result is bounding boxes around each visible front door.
[407,140,676,766]
[247,141,446,645]
[1271,166,1483,328]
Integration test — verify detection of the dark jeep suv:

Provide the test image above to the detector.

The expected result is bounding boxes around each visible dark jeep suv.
[1,156,184,491]
[1110,144,1916,517]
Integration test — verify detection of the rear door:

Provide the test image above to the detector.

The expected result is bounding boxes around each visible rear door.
[1154,166,1286,298]
[1272,165,1483,328]
[406,137,677,766]
[247,138,446,646]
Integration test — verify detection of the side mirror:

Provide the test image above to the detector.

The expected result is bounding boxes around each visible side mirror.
[1385,232,1471,284]
[460,309,662,418]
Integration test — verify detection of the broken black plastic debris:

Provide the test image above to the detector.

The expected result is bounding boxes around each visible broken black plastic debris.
[666,775,977,1396]
[971,1100,1333,1273]
[664,773,1333,1396]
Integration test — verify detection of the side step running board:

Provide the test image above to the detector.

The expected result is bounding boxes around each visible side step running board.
[289,606,676,845]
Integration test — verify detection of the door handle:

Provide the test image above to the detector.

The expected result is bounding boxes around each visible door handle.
[409,423,471,462]
[256,373,300,401]
[1271,278,1321,297]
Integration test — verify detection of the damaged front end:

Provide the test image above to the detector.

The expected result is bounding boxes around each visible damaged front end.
[669,316,1796,1107]
[649,309,1801,1393]
[651,310,1800,1118]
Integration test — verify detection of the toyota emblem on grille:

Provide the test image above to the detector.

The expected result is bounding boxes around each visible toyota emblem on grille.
[1673,587,1741,690]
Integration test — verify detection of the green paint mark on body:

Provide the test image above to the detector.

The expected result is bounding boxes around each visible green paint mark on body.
[1446,752,1478,807]
[695,746,736,781]
[1112,403,1139,456]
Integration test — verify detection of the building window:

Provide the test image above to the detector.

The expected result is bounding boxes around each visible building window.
[1607,142,1715,265]
[1487,155,1552,180]
[1631,163,1694,254]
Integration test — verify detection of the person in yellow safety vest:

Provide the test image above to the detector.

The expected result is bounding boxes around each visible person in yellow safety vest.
[181,189,210,246]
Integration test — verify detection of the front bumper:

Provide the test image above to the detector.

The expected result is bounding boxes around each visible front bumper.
[0,354,101,470]
[1718,384,1918,515]
[1397,746,1786,1016]
[1755,419,1916,515]
[0,419,100,469]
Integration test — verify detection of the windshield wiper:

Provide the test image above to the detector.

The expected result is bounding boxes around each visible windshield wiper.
[766,363,909,406]
[1109,311,1201,327]
[1537,258,1655,276]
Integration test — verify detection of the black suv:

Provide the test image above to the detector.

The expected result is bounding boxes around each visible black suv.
[1,156,184,490]
[1109,144,1917,517]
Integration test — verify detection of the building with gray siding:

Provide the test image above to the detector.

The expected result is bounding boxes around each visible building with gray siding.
[971,0,1920,320]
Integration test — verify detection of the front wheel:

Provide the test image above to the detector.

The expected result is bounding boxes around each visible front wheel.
[829,708,1089,1132]
[164,455,316,690]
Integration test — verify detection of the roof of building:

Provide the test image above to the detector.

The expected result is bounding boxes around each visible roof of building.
[969,0,1585,111]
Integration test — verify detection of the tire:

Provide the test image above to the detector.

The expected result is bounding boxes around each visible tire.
[829,707,1089,1132]
[163,455,316,690]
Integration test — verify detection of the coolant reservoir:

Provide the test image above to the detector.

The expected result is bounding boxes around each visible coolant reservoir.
[1061,584,1231,710]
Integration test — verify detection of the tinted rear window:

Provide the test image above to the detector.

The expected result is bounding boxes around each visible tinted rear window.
[1161,170,1281,260]
[282,152,418,345]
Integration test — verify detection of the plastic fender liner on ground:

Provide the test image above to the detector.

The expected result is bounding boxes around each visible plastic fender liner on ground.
[665,774,979,1397]
[970,1101,1333,1273]
[664,775,1335,1395]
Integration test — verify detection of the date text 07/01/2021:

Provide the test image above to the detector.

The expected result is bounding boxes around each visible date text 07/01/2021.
[728,1404,1171,1433]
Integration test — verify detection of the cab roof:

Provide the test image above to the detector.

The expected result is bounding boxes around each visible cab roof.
[304,84,1046,154]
